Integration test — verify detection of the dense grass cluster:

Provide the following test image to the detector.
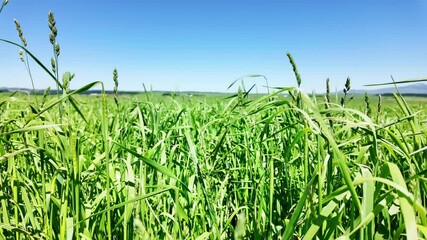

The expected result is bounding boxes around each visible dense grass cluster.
[1,88,426,239]
[1,2,427,239]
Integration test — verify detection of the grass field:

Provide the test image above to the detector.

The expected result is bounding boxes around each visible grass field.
[1,88,426,239]
[1,2,427,239]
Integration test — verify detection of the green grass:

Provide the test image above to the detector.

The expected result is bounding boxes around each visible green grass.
[0,2,427,239]
[1,91,426,239]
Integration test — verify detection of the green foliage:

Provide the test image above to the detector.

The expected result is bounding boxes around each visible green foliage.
[1,88,426,239]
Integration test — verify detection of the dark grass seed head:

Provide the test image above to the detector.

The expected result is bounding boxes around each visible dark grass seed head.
[286,52,302,87]
[113,68,119,107]
[326,78,331,102]
[344,77,351,94]
[364,92,372,116]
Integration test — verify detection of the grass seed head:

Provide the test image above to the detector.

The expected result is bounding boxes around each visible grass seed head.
[344,77,351,94]
[326,78,331,103]
[49,33,55,44]
[13,19,27,46]
[62,73,69,86]
[54,43,60,56]
[325,78,331,110]
[1,0,8,12]
[42,87,50,106]
[62,72,74,94]
[48,11,56,30]
[364,92,371,116]
[19,49,24,62]
[377,94,382,122]
[113,68,119,107]
[286,52,302,87]
[113,68,118,87]
[51,26,57,37]
[48,11,58,47]
[0,0,8,12]
[341,77,351,106]
[51,57,56,73]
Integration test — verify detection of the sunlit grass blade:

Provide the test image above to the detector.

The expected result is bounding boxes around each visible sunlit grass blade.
[364,78,427,86]
[113,141,185,187]
[385,162,418,239]
[282,175,317,240]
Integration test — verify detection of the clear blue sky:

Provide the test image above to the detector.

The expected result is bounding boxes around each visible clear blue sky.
[0,0,426,93]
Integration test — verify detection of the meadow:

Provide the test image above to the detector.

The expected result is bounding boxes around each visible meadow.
[1,86,427,240]
[1,2,427,239]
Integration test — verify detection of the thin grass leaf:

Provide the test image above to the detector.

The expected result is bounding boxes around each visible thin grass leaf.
[282,175,317,240]
[385,162,418,239]
[113,141,186,188]
[364,78,427,87]
[0,39,63,88]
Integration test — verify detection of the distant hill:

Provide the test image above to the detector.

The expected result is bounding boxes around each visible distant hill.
[0,87,222,96]
[349,83,427,95]
[2,83,427,96]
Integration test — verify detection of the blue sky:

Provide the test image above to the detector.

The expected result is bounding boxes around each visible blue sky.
[0,0,426,93]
